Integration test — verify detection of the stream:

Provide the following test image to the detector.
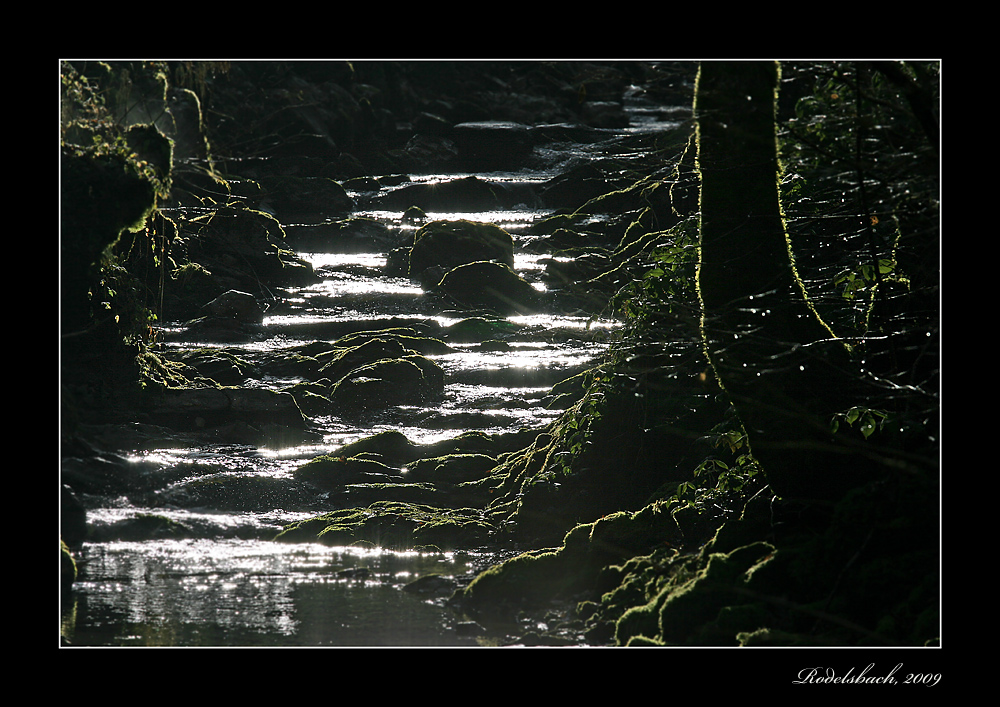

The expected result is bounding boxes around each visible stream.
[60,81,688,647]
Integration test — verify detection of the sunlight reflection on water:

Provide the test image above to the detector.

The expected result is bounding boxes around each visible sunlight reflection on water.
[508,313,619,329]
[432,342,600,370]
[305,276,424,296]
[65,539,483,646]
[302,252,387,269]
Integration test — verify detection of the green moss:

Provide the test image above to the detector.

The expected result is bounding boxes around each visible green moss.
[61,540,77,591]
[659,543,776,641]
[587,503,683,558]
[292,455,397,491]
[274,501,495,551]
[459,549,569,612]
[609,541,777,646]
[404,453,497,484]
[615,596,663,645]
[624,634,666,647]
[335,430,418,465]
[135,349,196,390]
[460,501,690,620]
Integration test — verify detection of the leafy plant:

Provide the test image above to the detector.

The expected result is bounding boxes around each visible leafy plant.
[830,406,888,439]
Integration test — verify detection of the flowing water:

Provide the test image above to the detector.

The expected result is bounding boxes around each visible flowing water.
[61,85,688,647]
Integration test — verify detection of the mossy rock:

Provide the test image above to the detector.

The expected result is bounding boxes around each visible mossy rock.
[330,429,503,469]
[257,351,322,380]
[328,356,444,410]
[537,162,632,211]
[293,455,399,492]
[423,430,503,457]
[273,500,495,550]
[456,509,672,617]
[124,123,173,192]
[402,354,445,390]
[408,219,514,277]
[614,541,777,646]
[334,430,421,466]
[404,453,498,484]
[457,549,578,615]
[319,338,412,381]
[175,348,257,385]
[437,261,540,315]
[623,634,666,647]
[736,628,837,647]
[183,205,319,289]
[287,388,332,415]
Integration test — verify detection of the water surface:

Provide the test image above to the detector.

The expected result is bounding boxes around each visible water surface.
[63,85,686,647]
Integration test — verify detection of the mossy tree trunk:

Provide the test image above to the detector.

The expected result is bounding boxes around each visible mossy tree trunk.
[694,61,873,501]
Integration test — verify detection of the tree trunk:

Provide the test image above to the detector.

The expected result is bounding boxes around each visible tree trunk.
[695,61,875,501]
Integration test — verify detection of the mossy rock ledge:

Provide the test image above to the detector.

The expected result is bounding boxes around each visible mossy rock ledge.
[274,500,495,551]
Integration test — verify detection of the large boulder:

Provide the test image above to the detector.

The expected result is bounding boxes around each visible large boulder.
[329,356,444,410]
[407,219,514,279]
[436,261,541,315]
[174,348,258,385]
[333,331,454,356]
[334,429,422,466]
[201,289,264,324]
[178,206,320,311]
